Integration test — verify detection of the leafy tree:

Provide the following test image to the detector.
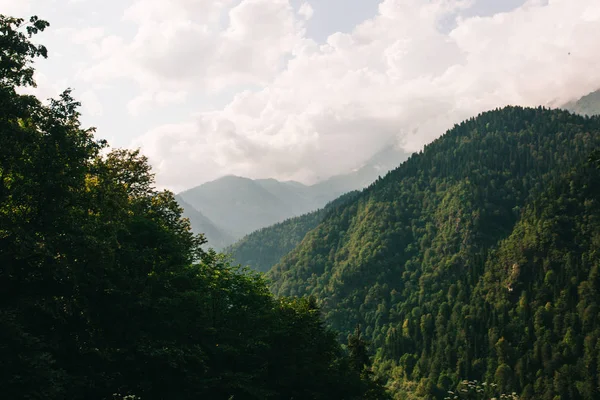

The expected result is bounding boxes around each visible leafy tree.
[0,13,389,400]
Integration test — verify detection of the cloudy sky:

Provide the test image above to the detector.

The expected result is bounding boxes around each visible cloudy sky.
[6,0,600,191]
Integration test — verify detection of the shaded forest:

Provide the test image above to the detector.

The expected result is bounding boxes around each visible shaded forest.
[0,15,387,400]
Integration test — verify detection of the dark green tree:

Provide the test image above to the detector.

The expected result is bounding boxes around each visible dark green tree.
[0,13,389,400]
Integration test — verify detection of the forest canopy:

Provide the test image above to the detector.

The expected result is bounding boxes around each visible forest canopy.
[268,95,600,399]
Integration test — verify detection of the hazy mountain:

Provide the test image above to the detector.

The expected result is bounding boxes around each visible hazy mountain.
[268,106,600,398]
[177,176,294,241]
[225,190,360,273]
[177,146,409,249]
[310,144,408,205]
[181,87,600,252]
[563,89,600,116]
[174,195,234,250]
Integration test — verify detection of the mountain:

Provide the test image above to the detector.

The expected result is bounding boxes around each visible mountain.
[563,89,600,116]
[225,190,360,272]
[178,175,294,240]
[174,195,234,250]
[309,144,408,205]
[267,106,600,399]
[178,147,409,249]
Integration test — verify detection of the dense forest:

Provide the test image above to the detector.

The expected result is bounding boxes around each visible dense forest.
[0,15,387,400]
[226,190,359,272]
[5,10,600,400]
[269,106,600,399]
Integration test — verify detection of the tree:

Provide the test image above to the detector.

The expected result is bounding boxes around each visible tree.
[348,324,371,373]
[0,13,390,399]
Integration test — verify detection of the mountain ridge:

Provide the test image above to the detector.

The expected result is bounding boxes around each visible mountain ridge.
[562,88,600,116]
[266,106,600,398]
[177,146,409,249]
[225,190,361,272]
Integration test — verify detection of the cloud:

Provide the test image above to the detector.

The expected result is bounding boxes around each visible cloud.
[25,0,598,190]
[75,0,307,111]
[18,71,67,101]
[298,2,314,20]
[128,0,600,191]
[0,0,32,17]
[80,90,104,117]
[127,90,188,116]
[70,26,105,44]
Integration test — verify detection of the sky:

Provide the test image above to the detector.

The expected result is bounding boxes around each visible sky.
[5,0,600,192]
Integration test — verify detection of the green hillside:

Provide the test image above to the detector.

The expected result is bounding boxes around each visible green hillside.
[269,106,600,399]
[226,190,360,272]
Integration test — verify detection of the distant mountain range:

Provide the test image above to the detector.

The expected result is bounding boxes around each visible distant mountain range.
[176,145,409,249]
[174,195,234,250]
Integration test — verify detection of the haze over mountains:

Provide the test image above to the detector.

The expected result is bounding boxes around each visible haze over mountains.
[563,89,600,117]
[176,144,409,249]
[177,89,600,251]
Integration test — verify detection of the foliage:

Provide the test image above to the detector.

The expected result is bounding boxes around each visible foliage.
[443,380,519,400]
[269,103,600,399]
[0,14,388,400]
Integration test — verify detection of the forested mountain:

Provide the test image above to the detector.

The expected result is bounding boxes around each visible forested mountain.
[226,190,360,272]
[0,14,387,400]
[563,89,600,116]
[268,106,600,399]
[177,146,408,249]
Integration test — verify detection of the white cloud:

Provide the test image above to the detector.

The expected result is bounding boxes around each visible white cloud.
[76,0,307,110]
[298,2,314,20]
[80,90,104,117]
[71,26,105,44]
[0,0,32,16]
[14,0,600,191]
[130,0,600,190]
[18,71,67,101]
[128,90,188,116]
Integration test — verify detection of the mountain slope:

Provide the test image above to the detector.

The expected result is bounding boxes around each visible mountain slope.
[174,195,233,250]
[178,176,295,239]
[460,165,600,399]
[226,191,360,273]
[267,106,600,399]
[563,89,600,116]
[179,148,409,249]
[309,146,409,205]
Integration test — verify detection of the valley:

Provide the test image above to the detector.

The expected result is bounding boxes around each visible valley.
[176,145,408,249]
[4,5,600,400]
